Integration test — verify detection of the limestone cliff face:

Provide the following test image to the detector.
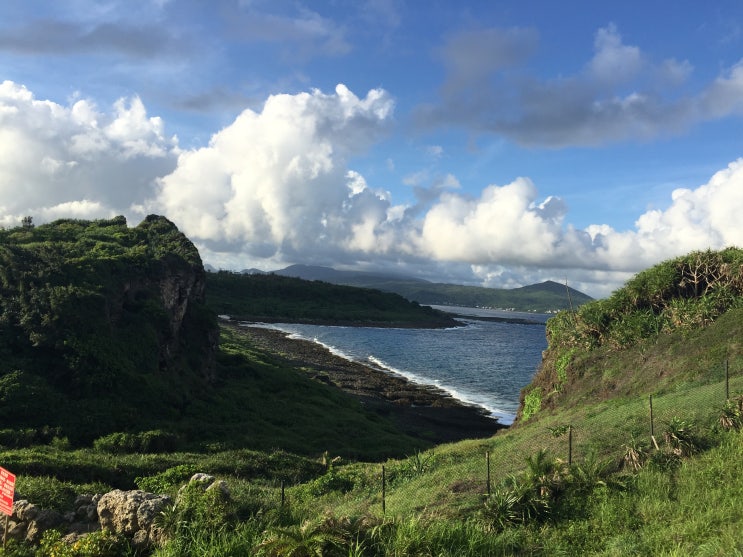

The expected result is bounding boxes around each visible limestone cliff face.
[156,261,219,383]
[122,215,219,381]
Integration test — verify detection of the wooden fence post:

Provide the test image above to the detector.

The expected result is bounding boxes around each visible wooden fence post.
[486,451,491,496]
[649,394,660,450]
[382,465,386,515]
[568,425,573,466]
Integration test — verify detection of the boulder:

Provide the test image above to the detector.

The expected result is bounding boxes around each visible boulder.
[97,489,172,550]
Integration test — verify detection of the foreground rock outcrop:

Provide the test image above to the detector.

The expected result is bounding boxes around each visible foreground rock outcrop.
[97,489,172,549]
[7,473,226,552]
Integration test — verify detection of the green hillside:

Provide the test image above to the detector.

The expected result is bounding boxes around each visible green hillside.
[522,247,743,419]
[0,217,445,458]
[206,270,460,327]
[386,279,592,313]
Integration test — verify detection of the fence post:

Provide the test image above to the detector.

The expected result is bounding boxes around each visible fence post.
[726,358,730,401]
[382,465,386,515]
[649,395,654,439]
[486,451,491,496]
[568,425,573,466]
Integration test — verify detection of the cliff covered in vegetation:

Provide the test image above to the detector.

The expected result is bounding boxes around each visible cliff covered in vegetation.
[0,215,218,443]
[520,247,743,420]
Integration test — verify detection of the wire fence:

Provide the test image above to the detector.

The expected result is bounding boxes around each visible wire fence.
[326,357,743,516]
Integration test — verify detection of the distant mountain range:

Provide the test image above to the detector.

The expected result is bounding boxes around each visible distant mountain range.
[241,264,593,313]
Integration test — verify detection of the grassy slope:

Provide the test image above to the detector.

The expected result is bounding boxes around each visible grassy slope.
[11,313,743,556]
[184,325,431,460]
[278,306,743,554]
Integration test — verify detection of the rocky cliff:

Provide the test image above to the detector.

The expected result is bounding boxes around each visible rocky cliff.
[0,215,218,442]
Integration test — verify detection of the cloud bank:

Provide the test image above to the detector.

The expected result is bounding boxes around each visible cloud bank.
[1,80,742,297]
[417,24,743,148]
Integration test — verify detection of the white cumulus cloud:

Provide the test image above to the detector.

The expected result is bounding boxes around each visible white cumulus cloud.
[0,80,178,228]
[417,177,580,265]
[149,84,399,265]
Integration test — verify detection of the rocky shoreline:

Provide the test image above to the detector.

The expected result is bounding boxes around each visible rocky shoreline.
[234,323,506,445]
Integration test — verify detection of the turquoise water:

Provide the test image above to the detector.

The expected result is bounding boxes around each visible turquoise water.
[248,307,548,425]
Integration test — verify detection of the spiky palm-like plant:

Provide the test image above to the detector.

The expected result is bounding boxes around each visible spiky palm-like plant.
[719,396,743,431]
[256,518,346,557]
[622,437,649,472]
[663,417,699,457]
[482,484,523,532]
[524,449,567,499]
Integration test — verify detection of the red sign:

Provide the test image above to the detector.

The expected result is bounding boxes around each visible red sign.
[0,466,15,516]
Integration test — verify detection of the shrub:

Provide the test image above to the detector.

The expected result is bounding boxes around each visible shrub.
[93,430,179,454]
[256,517,346,557]
[14,476,78,511]
[0,427,62,449]
[482,486,523,531]
[521,388,542,421]
[663,417,701,457]
[138,430,179,453]
[38,529,130,557]
[622,437,649,472]
[157,481,236,542]
[92,432,137,454]
[718,396,743,431]
[0,539,36,557]
[554,349,577,390]
[135,464,200,494]
[296,466,354,499]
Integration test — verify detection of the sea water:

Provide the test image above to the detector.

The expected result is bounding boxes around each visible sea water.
[251,306,549,425]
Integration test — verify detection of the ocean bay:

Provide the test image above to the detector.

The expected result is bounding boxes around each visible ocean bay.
[256,306,549,425]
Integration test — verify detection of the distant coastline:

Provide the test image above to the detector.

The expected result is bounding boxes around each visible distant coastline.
[429,304,550,326]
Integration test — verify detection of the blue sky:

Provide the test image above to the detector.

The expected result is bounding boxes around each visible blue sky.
[2,1,743,298]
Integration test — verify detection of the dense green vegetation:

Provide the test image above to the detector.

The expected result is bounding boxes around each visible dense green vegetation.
[2,223,743,556]
[0,215,217,444]
[4,300,743,555]
[206,271,459,327]
[525,248,743,417]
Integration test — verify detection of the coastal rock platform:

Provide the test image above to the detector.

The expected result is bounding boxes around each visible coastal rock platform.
[238,324,506,445]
